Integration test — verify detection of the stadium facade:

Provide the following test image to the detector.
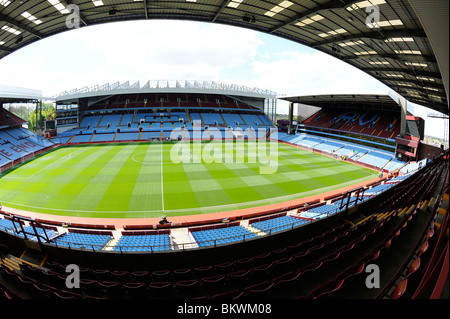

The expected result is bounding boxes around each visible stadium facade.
[53,80,277,137]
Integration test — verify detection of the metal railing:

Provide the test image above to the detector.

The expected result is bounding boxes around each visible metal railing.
[0,211,337,253]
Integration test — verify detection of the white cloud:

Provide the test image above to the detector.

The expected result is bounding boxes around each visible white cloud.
[78,21,262,70]
[246,50,390,96]
[0,20,263,96]
[0,20,389,99]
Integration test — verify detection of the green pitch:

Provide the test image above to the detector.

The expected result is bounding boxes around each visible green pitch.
[0,141,377,218]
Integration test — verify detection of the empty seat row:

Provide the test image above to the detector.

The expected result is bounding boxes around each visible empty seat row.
[52,232,112,250]
[249,215,308,234]
[113,234,171,252]
[190,225,258,247]
[306,204,339,215]
[357,152,393,168]
[364,183,394,196]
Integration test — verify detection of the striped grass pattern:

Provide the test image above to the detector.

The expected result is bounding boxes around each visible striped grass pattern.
[0,141,377,218]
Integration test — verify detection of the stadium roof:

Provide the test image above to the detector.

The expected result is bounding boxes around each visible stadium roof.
[0,84,43,104]
[54,79,277,100]
[283,94,399,107]
[0,0,448,115]
[283,93,401,110]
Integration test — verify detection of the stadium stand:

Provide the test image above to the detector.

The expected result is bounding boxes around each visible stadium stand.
[384,159,406,173]
[189,223,258,247]
[277,132,403,172]
[240,114,265,128]
[70,134,93,143]
[200,113,225,126]
[357,151,394,169]
[115,132,140,141]
[0,219,21,233]
[221,113,245,127]
[98,114,122,129]
[400,159,428,175]
[50,92,276,145]
[312,140,345,153]
[364,184,395,196]
[140,131,162,140]
[303,204,340,216]
[113,231,172,252]
[90,133,116,143]
[302,108,400,140]
[0,108,27,129]
[0,155,9,167]
[249,214,309,234]
[0,109,55,170]
[51,230,112,250]
[79,115,102,129]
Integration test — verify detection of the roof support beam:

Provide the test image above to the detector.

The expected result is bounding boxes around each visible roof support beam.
[0,12,43,38]
[343,53,437,64]
[212,0,230,23]
[144,0,149,19]
[396,92,447,108]
[362,67,442,80]
[396,85,444,99]
[0,44,12,53]
[378,77,445,91]
[269,0,355,34]
[311,29,427,48]
[391,84,445,97]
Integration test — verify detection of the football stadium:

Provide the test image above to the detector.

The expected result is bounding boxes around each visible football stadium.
[0,0,448,306]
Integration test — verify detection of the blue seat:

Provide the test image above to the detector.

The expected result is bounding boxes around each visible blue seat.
[190,225,257,247]
[113,234,171,252]
[364,183,394,195]
[90,133,116,142]
[52,232,112,250]
[250,215,308,234]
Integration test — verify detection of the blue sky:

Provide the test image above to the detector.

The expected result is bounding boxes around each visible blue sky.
[0,20,447,137]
